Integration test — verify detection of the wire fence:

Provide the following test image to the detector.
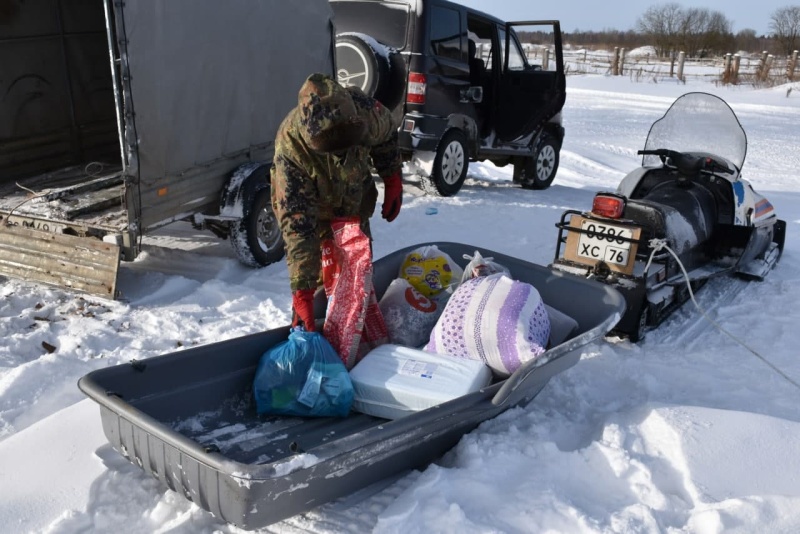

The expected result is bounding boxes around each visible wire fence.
[523,46,799,87]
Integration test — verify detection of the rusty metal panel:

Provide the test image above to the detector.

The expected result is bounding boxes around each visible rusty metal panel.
[0,222,119,298]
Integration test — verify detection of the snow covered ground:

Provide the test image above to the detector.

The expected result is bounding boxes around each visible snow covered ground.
[1,75,799,533]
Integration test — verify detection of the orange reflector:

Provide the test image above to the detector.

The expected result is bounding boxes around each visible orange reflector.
[592,194,625,219]
[157,187,168,197]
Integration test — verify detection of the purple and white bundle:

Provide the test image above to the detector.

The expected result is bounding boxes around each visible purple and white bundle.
[425,273,550,376]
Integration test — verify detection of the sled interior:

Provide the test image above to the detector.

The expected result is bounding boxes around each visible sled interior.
[78,242,625,530]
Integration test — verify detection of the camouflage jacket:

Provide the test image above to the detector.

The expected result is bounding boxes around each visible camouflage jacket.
[271,87,401,291]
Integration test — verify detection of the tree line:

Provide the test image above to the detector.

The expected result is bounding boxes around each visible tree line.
[528,4,800,58]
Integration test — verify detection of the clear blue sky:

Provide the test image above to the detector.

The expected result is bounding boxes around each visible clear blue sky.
[454,0,786,35]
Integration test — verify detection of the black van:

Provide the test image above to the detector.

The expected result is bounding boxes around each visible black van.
[331,0,566,196]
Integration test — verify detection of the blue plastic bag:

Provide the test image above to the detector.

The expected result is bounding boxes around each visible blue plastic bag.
[253,328,354,417]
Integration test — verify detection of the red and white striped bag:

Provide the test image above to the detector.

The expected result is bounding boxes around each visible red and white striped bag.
[322,217,388,369]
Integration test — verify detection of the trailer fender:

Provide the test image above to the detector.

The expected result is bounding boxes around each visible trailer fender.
[220,162,266,219]
[220,163,285,267]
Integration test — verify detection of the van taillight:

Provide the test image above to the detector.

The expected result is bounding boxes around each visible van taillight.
[407,72,426,104]
[592,194,625,219]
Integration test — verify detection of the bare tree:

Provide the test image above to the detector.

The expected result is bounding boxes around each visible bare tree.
[638,4,732,57]
[675,8,733,56]
[637,3,684,57]
[703,10,735,55]
[680,8,705,56]
[770,6,800,55]
[735,29,760,52]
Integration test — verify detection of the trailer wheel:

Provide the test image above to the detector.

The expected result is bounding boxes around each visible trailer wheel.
[517,133,560,190]
[230,185,285,267]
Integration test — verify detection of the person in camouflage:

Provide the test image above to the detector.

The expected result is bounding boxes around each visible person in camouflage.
[271,73,403,331]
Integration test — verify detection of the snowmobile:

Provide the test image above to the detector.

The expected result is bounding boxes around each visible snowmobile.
[552,92,786,342]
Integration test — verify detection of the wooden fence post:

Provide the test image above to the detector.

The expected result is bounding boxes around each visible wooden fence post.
[789,50,799,81]
[677,51,686,82]
[761,54,774,81]
[543,48,550,70]
[723,53,732,82]
[733,54,741,84]
[612,47,619,75]
[619,48,626,75]
[758,50,769,80]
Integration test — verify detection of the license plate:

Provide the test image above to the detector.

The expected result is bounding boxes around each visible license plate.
[577,219,633,265]
[563,215,641,274]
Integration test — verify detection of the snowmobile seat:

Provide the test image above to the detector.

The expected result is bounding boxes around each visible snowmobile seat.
[631,168,734,226]
[696,174,735,225]
[623,181,717,256]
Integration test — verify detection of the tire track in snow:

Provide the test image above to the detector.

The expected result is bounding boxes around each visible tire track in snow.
[557,149,628,189]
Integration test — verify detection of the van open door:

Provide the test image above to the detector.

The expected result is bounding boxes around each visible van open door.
[493,21,565,143]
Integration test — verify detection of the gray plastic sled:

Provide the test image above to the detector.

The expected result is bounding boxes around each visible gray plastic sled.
[78,242,625,530]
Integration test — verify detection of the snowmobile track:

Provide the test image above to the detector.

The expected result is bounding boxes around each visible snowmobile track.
[647,276,750,347]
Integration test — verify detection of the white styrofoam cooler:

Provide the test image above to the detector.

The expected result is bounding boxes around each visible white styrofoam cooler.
[349,344,493,420]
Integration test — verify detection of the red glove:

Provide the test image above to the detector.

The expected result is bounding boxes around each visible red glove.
[291,289,316,331]
[381,172,403,222]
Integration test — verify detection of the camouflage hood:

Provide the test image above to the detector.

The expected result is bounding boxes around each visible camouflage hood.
[297,73,367,153]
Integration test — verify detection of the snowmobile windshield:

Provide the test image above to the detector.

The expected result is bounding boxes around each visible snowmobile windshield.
[642,92,747,170]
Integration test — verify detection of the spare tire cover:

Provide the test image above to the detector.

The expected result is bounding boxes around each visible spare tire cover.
[335,33,404,110]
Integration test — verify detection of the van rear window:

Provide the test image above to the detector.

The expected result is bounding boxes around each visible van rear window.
[331,2,409,49]
[430,5,463,60]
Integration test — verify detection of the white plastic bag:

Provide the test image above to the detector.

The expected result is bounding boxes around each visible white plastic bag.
[379,278,443,347]
[461,250,510,283]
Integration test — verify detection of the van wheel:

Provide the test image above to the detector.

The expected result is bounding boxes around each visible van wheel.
[231,186,285,267]
[420,130,469,197]
[517,133,559,190]
[335,34,404,110]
